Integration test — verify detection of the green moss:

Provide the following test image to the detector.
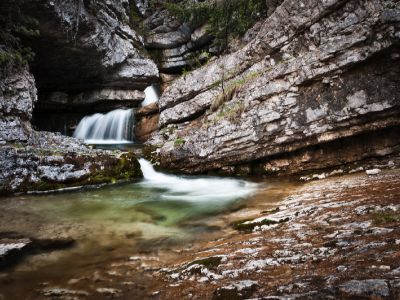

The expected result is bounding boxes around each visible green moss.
[260,207,279,214]
[231,217,278,233]
[142,144,161,165]
[373,213,399,225]
[174,137,185,147]
[188,256,224,269]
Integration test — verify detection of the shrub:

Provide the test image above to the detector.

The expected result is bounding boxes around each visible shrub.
[165,0,267,50]
[0,0,39,71]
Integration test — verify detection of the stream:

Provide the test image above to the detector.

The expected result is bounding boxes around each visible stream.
[0,160,298,299]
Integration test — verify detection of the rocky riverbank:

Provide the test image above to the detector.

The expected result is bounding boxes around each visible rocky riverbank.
[151,168,400,299]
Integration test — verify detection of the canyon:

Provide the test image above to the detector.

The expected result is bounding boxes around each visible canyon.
[0,0,399,299]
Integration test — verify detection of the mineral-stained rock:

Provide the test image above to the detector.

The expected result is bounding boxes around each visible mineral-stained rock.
[147,0,400,175]
[135,103,160,142]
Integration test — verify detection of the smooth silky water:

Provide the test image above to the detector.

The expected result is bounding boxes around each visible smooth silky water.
[0,159,304,298]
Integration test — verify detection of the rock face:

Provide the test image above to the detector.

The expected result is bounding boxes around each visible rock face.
[0,67,142,195]
[147,0,400,175]
[135,103,160,142]
[28,0,159,114]
[141,4,212,73]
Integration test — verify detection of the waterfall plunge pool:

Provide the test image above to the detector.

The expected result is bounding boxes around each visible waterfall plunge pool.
[0,160,299,299]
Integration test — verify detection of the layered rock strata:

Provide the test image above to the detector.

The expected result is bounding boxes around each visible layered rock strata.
[147,0,400,175]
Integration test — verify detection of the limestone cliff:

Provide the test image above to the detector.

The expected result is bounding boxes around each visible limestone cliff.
[147,0,400,175]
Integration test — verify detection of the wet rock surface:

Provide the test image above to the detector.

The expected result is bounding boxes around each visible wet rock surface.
[135,103,160,142]
[147,0,400,175]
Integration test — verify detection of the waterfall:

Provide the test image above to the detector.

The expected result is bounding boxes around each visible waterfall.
[73,109,134,144]
[138,159,258,202]
[141,85,159,107]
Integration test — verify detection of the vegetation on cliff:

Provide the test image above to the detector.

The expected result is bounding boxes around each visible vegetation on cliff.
[0,0,38,73]
[164,0,267,50]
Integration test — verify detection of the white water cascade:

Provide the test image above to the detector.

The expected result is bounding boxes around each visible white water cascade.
[138,158,258,202]
[73,109,134,144]
[141,85,159,107]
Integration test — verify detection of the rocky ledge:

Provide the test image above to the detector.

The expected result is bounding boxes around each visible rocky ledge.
[147,0,400,175]
[152,169,400,299]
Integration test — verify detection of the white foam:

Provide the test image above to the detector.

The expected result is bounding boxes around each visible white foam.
[138,159,258,202]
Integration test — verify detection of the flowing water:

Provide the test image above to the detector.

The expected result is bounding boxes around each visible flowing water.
[141,85,159,107]
[0,160,298,299]
[73,109,134,144]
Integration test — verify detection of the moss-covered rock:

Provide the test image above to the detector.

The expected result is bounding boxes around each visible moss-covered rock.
[0,142,143,195]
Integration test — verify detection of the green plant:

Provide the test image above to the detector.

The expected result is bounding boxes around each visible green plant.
[231,217,278,233]
[174,137,186,147]
[165,0,267,51]
[373,213,399,225]
[210,70,261,112]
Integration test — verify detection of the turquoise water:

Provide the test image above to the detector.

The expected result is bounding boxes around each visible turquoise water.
[18,159,258,238]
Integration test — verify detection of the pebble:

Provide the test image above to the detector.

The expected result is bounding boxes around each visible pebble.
[366,169,381,175]
[336,265,347,272]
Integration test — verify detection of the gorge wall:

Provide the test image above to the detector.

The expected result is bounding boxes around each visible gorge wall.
[1,0,399,194]
[147,0,400,176]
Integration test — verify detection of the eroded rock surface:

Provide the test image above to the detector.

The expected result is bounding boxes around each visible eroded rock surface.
[147,0,400,175]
